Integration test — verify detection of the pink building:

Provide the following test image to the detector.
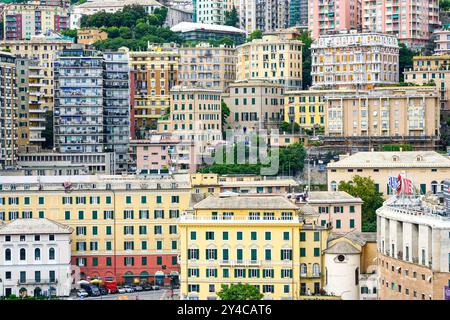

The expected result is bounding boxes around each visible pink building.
[295,191,363,232]
[308,0,362,39]
[130,136,196,174]
[362,0,440,48]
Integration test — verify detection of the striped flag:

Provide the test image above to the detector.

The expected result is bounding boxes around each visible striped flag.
[388,176,400,192]
[397,174,413,195]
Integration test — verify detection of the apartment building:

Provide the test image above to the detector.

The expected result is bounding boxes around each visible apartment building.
[240,0,290,33]
[362,0,440,49]
[178,42,236,91]
[218,174,298,194]
[54,48,130,173]
[1,33,74,113]
[0,174,194,286]
[192,0,233,25]
[0,52,17,170]
[284,90,328,130]
[327,151,450,198]
[222,80,284,131]
[377,194,450,300]
[3,1,69,40]
[289,0,308,28]
[404,55,450,111]
[324,87,440,140]
[178,194,331,300]
[128,44,179,139]
[77,28,107,45]
[0,218,73,298]
[294,191,363,232]
[308,0,362,39]
[236,30,303,90]
[169,86,222,154]
[311,32,399,89]
[171,22,246,45]
[130,136,196,174]
[433,29,450,55]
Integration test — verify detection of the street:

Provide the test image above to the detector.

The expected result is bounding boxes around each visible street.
[67,289,180,300]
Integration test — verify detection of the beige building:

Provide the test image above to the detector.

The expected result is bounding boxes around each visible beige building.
[377,194,450,300]
[218,175,298,194]
[127,44,180,139]
[404,55,450,111]
[433,29,450,55]
[324,87,440,140]
[1,34,74,115]
[178,42,236,91]
[0,52,17,169]
[236,30,303,90]
[169,86,222,154]
[311,32,399,89]
[222,80,284,131]
[327,151,450,198]
[77,28,108,45]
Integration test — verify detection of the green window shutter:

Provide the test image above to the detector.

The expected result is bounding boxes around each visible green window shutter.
[265,249,271,261]
[300,232,306,241]
[142,241,147,250]
[336,220,341,229]
[350,219,355,228]
[106,241,112,251]
[142,257,147,265]
[283,232,289,240]
[300,248,306,257]
[156,196,162,204]
[92,211,98,220]
[251,232,257,240]
[141,196,147,204]
[106,226,112,235]
[191,231,196,240]
[106,257,112,266]
[314,232,319,241]
[92,226,98,235]
[157,241,162,250]
[157,257,162,265]
[38,197,44,205]
[223,269,229,278]
[126,196,131,204]
[223,249,229,260]
[237,232,243,240]
[314,248,320,257]
[251,249,257,261]
[38,211,44,219]
[223,231,228,240]
[106,196,111,204]
[65,211,70,220]
[265,232,271,240]
[237,248,243,260]
[92,258,98,266]
[172,241,177,250]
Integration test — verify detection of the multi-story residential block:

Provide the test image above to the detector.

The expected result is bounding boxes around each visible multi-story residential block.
[178,42,236,91]
[169,86,222,154]
[178,194,331,300]
[324,87,440,144]
[236,30,303,90]
[165,5,193,28]
[377,194,450,300]
[127,44,179,139]
[0,52,17,170]
[324,232,378,300]
[241,0,289,33]
[284,90,328,130]
[361,0,440,49]
[54,47,130,173]
[0,218,73,298]
[289,0,308,28]
[404,55,450,111]
[192,0,233,25]
[327,151,450,198]
[0,174,194,286]
[69,0,163,29]
[130,136,196,174]
[54,47,104,154]
[433,29,450,55]
[0,33,75,114]
[3,1,69,40]
[311,32,399,90]
[294,191,363,232]
[77,28,108,45]
[218,174,298,194]
[223,80,284,131]
[171,22,246,45]
[308,0,362,39]
[103,51,131,173]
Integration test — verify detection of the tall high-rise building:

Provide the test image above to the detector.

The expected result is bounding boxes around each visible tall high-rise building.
[239,0,290,33]
[308,0,362,39]
[0,52,17,169]
[289,0,308,28]
[54,47,130,173]
[362,0,440,49]
[192,0,234,25]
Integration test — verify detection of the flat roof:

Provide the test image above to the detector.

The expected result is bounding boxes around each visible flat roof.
[171,22,246,34]
[194,194,298,210]
[307,191,363,203]
[0,218,73,235]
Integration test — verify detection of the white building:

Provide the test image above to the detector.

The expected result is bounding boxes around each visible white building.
[311,31,399,89]
[433,29,450,55]
[193,0,234,25]
[0,219,73,298]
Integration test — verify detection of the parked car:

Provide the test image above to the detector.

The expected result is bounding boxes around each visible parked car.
[77,289,89,298]
[117,287,126,294]
[143,284,153,291]
[80,284,100,296]
[133,285,143,292]
[123,285,134,293]
[151,285,160,291]
[99,287,108,295]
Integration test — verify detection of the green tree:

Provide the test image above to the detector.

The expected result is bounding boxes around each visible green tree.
[298,31,312,89]
[119,26,132,39]
[399,43,418,82]
[221,100,230,128]
[279,142,306,175]
[440,0,450,11]
[338,176,384,232]
[60,29,77,40]
[217,283,263,300]
[224,6,239,27]
[247,29,263,42]
[280,121,301,134]
[106,26,120,38]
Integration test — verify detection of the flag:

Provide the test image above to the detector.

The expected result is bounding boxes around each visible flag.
[397,174,402,195]
[388,176,400,192]
[397,174,413,195]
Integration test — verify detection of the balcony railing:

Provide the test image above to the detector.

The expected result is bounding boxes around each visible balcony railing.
[218,260,262,266]
[17,279,58,285]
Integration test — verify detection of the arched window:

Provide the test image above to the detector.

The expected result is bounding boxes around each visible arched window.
[313,263,320,276]
[431,181,438,194]
[20,248,26,261]
[49,248,55,260]
[5,248,11,261]
[300,263,307,276]
[355,267,359,285]
[34,248,41,260]
[331,181,337,191]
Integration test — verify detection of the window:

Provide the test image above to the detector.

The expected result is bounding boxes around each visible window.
[20,248,26,260]
[237,232,243,240]
[281,249,292,260]
[49,248,55,260]
[283,232,290,241]
[300,232,306,241]
[5,248,11,261]
[314,232,319,241]
[350,219,355,228]
[300,248,306,257]
[336,220,341,229]
[206,231,214,240]
[34,248,41,260]
[222,231,228,240]
[190,231,197,240]
[251,232,257,241]
[314,248,320,257]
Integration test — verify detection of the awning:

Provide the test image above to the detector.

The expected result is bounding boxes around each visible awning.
[155,271,164,277]
[170,271,179,276]
[77,280,90,285]
[90,279,102,284]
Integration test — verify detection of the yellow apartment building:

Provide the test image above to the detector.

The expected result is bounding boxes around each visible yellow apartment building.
[178,194,331,300]
[284,90,327,130]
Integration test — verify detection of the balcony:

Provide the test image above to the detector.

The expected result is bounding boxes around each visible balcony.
[179,214,300,224]
[218,260,262,267]
[300,272,321,278]
[17,279,58,285]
